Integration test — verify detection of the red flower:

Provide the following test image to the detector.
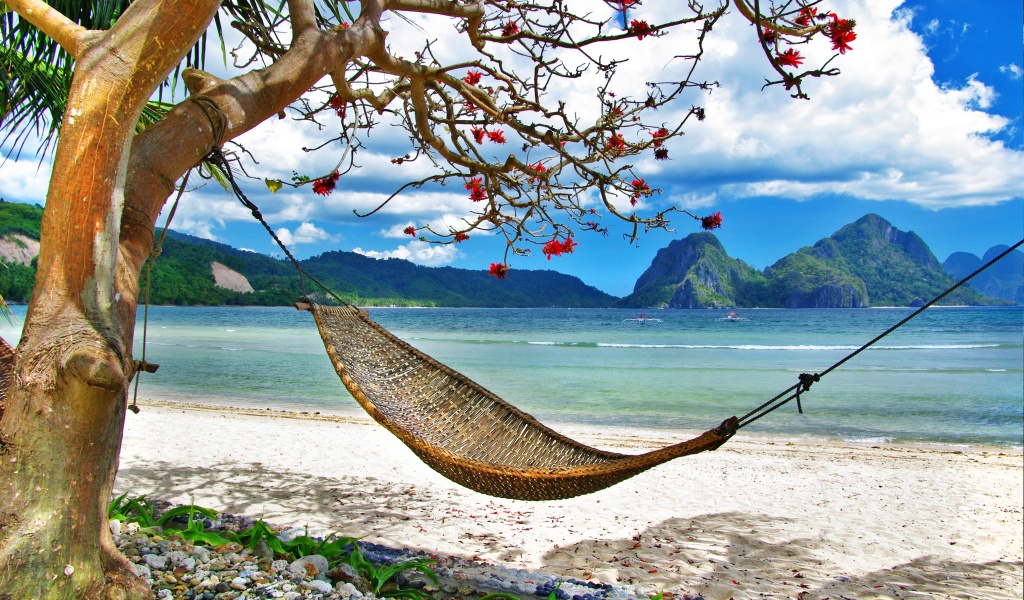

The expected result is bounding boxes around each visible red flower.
[312,171,340,196]
[454,232,470,243]
[795,6,817,27]
[654,148,669,160]
[471,127,486,144]
[606,133,626,152]
[328,95,346,118]
[463,70,482,85]
[650,127,669,148]
[777,48,804,68]
[403,226,417,236]
[761,29,777,45]
[701,212,723,230]
[501,21,519,37]
[488,262,509,278]
[529,161,547,183]
[630,19,652,40]
[828,16,856,54]
[465,177,488,202]
[487,129,507,144]
[542,236,578,260]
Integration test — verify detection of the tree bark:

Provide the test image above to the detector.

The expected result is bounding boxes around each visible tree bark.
[0,1,380,595]
[0,2,220,597]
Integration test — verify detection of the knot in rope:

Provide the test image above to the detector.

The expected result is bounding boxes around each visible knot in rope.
[795,372,820,414]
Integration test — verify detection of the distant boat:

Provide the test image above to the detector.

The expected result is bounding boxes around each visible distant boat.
[716,311,748,322]
[623,309,663,324]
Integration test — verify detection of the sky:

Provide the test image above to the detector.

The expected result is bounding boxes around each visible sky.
[1,0,1021,297]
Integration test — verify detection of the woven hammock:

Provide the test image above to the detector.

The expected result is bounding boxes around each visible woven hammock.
[304,302,737,501]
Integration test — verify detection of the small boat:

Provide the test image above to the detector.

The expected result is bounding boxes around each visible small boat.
[623,309,663,324]
[716,311,748,322]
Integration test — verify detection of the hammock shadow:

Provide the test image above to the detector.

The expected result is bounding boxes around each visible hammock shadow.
[541,512,1022,599]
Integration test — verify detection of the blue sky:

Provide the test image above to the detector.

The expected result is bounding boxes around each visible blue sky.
[1,0,1021,297]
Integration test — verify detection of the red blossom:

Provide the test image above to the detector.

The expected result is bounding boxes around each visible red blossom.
[486,129,507,144]
[542,236,578,260]
[312,171,340,196]
[777,48,804,68]
[463,70,482,85]
[650,127,669,148]
[654,148,669,160]
[795,6,817,27]
[465,177,488,202]
[630,19,652,40]
[328,95,346,118]
[404,226,417,236]
[488,262,509,279]
[701,211,723,230]
[454,232,470,243]
[630,198,638,207]
[501,21,519,37]
[606,133,626,152]
[529,161,547,183]
[828,15,857,54]
[761,29,778,45]
[471,127,486,144]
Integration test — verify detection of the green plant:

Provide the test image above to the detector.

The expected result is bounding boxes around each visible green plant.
[156,503,233,547]
[346,544,438,600]
[107,493,156,528]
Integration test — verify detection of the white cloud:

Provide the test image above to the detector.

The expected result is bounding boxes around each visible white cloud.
[625,0,1024,209]
[1000,63,1023,80]
[353,240,461,266]
[0,158,52,203]
[275,222,338,246]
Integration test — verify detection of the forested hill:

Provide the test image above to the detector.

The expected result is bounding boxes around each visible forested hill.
[617,214,1008,308]
[0,203,616,307]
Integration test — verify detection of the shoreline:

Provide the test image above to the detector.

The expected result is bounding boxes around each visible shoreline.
[132,397,1024,453]
[117,398,1024,599]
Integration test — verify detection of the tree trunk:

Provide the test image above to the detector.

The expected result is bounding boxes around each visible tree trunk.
[0,2,219,597]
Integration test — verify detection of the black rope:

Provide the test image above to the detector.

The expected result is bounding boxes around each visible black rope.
[735,238,1024,430]
[202,147,354,306]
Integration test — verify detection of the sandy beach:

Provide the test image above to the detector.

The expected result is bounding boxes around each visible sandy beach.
[116,399,1023,600]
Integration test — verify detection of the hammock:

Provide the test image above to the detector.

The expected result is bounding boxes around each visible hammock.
[301,302,738,500]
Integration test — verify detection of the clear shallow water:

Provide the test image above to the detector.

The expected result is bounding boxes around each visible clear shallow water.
[2,305,1021,447]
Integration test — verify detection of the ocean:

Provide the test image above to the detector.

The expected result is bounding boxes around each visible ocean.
[1,305,1021,447]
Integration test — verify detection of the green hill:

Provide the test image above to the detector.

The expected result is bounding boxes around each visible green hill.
[618,214,997,308]
[0,204,616,307]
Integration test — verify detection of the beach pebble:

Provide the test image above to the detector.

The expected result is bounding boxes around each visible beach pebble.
[335,582,364,599]
[142,554,167,570]
[129,563,152,583]
[289,554,329,578]
[109,519,121,537]
[304,579,334,594]
[272,559,290,572]
[278,527,307,543]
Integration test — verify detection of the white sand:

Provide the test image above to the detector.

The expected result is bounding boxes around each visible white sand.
[116,400,1023,599]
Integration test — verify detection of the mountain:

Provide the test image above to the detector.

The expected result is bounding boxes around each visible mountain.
[616,232,766,308]
[0,205,615,307]
[619,214,996,308]
[944,245,1024,304]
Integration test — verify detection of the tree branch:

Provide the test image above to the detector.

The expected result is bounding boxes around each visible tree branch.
[3,0,89,57]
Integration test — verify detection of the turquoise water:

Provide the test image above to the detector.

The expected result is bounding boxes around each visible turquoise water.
[1,305,1021,447]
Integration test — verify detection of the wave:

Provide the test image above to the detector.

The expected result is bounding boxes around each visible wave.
[524,341,1005,351]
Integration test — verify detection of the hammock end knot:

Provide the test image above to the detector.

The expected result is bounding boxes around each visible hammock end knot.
[713,416,739,439]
